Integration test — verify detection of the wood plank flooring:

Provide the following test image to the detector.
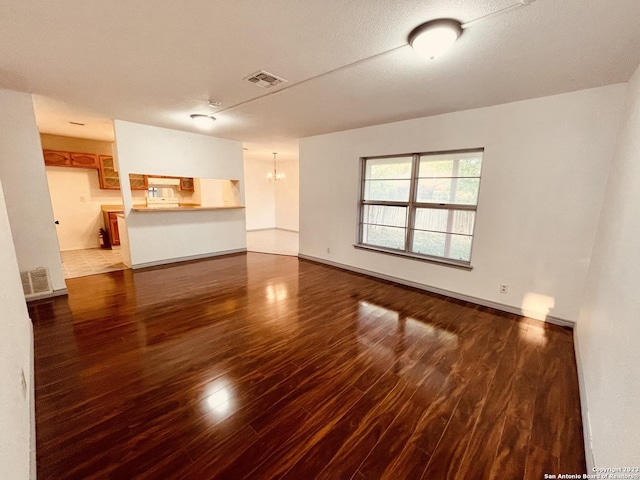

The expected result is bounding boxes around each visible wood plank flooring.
[29,252,586,479]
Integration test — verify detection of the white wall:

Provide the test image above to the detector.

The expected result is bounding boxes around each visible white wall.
[0,89,65,292]
[576,65,640,468]
[0,182,35,480]
[275,160,299,232]
[244,158,275,230]
[114,120,246,266]
[299,85,626,322]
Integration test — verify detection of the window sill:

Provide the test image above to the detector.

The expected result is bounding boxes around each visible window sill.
[353,244,473,271]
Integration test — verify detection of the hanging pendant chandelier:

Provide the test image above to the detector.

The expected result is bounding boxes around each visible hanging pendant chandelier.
[266,152,285,181]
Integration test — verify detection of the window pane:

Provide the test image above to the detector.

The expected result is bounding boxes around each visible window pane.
[412,231,446,257]
[362,224,406,250]
[419,159,454,178]
[453,178,480,204]
[458,157,482,177]
[451,210,475,235]
[414,208,475,235]
[416,178,453,203]
[419,153,482,178]
[363,205,406,228]
[416,178,480,205]
[411,231,473,262]
[364,179,411,202]
[449,234,472,262]
[366,157,412,180]
[414,208,448,232]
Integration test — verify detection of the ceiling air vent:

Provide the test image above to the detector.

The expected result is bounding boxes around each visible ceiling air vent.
[244,70,288,89]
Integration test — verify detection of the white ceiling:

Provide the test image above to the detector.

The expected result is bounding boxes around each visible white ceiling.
[1,0,639,162]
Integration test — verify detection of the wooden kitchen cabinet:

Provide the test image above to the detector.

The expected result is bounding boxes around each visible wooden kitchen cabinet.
[43,150,71,167]
[180,177,194,191]
[129,173,148,190]
[98,155,120,189]
[101,206,123,246]
[108,212,121,245]
[70,152,99,168]
[43,150,99,169]
[99,156,146,190]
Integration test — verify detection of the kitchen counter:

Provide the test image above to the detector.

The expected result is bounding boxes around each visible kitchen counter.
[100,204,145,212]
[131,205,245,212]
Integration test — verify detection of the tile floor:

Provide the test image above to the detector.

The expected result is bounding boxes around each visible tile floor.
[246,228,298,256]
[60,247,128,279]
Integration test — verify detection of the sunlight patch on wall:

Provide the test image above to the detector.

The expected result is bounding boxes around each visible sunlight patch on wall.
[521,292,555,321]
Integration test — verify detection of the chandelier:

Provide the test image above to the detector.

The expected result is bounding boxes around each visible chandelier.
[267,152,285,181]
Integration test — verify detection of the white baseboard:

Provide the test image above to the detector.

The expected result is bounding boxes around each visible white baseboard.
[132,248,246,270]
[298,253,574,328]
[29,321,36,480]
[573,327,595,471]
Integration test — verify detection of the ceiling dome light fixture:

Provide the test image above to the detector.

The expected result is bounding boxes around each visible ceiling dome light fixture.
[409,19,463,60]
[190,113,216,129]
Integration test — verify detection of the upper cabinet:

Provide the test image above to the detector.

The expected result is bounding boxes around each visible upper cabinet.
[180,177,195,191]
[70,152,99,168]
[43,150,71,167]
[98,155,120,189]
[43,150,99,169]
[129,173,148,190]
[98,155,147,190]
[44,149,195,192]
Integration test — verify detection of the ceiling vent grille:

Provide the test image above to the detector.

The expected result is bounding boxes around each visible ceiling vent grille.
[20,267,52,298]
[244,70,288,88]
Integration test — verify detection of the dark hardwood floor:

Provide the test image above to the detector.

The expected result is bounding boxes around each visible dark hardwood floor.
[29,252,586,479]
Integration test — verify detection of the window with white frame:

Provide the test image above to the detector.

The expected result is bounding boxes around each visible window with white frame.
[357,149,483,266]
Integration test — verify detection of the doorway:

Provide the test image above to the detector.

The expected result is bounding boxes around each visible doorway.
[41,133,130,279]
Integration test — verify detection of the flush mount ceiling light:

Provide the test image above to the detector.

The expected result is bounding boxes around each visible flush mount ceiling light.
[190,113,216,129]
[408,19,463,60]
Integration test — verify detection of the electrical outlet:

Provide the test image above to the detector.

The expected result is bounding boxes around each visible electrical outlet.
[499,284,508,294]
[327,247,331,254]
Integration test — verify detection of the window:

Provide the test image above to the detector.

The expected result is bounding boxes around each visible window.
[357,149,483,267]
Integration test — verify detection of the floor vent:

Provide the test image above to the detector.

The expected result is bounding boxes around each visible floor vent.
[244,70,288,88]
[20,267,52,298]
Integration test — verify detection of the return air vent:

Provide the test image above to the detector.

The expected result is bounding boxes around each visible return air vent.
[244,70,288,88]
[20,267,52,298]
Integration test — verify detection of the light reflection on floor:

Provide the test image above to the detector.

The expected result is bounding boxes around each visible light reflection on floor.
[357,300,459,362]
[202,379,234,417]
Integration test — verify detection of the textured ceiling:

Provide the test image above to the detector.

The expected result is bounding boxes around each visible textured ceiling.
[1,0,639,161]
